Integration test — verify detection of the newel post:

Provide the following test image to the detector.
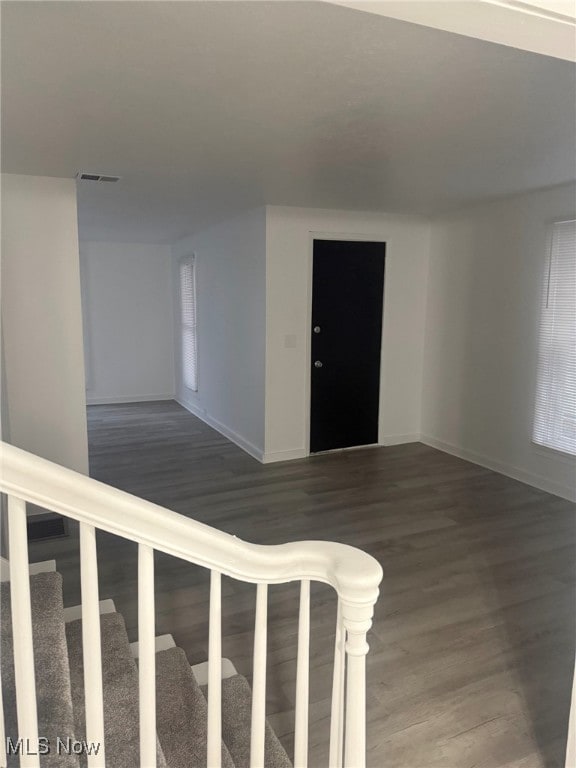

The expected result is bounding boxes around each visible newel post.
[342,600,375,768]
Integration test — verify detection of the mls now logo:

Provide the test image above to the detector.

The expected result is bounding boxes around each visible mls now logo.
[6,738,50,756]
[6,737,102,756]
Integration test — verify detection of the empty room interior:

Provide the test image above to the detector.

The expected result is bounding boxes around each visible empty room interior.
[1,2,575,768]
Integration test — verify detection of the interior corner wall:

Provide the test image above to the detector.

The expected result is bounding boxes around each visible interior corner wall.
[1,173,89,474]
[80,241,175,404]
[264,205,431,462]
[421,182,576,502]
[172,207,267,460]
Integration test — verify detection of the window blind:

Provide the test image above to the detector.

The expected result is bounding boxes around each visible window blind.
[180,259,198,391]
[533,219,576,455]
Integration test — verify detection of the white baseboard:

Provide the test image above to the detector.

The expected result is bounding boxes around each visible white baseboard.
[421,434,576,503]
[262,447,307,463]
[86,394,174,405]
[379,433,421,446]
[176,398,264,463]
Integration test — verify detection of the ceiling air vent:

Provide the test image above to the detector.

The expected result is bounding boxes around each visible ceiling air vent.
[76,172,121,183]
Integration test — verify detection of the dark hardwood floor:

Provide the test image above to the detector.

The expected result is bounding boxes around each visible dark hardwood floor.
[30,401,576,768]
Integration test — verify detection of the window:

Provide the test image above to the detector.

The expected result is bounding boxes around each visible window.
[180,257,198,391]
[533,219,576,455]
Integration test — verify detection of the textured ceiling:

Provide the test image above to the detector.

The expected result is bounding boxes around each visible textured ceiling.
[2,1,575,243]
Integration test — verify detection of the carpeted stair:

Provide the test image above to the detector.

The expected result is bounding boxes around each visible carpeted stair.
[1,570,293,768]
[155,647,235,768]
[1,573,78,768]
[65,611,167,768]
[204,674,292,768]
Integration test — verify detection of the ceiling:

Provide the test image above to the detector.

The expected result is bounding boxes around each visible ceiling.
[330,1,576,61]
[2,1,575,243]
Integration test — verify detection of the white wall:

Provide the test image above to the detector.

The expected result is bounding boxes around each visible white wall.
[1,174,88,473]
[265,205,431,462]
[172,208,267,459]
[80,241,174,404]
[422,182,576,502]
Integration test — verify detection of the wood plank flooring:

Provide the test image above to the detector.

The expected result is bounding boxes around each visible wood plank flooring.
[29,401,576,768]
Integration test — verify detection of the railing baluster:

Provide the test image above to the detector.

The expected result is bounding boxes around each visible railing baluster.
[0,674,6,768]
[1,493,9,768]
[138,544,156,767]
[8,496,39,768]
[80,522,106,767]
[342,606,373,768]
[250,583,268,768]
[207,570,222,768]
[343,643,366,767]
[329,600,345,768]
[294,580,310,768]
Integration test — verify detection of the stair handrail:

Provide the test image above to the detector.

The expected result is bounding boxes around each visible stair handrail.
[0,440,382,605]
[0,439,383,768]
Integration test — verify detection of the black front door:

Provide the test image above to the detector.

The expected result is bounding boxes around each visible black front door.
[310,239,385,453]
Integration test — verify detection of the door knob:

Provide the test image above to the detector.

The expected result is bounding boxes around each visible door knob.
[313,326,321,334]
[314,360,323,368]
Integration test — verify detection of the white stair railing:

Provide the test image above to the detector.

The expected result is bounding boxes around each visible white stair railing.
[79,521,106,768]
[250,583,269,768]
[0,440,383,768]
[329,600,346,768]
[294,580,310,768]
[7,495,39,768]
[138,543,157,768]
[207,570,223,768]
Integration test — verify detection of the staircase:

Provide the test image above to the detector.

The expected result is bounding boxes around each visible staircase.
[0,442,383,768]
[1,569,291,767]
